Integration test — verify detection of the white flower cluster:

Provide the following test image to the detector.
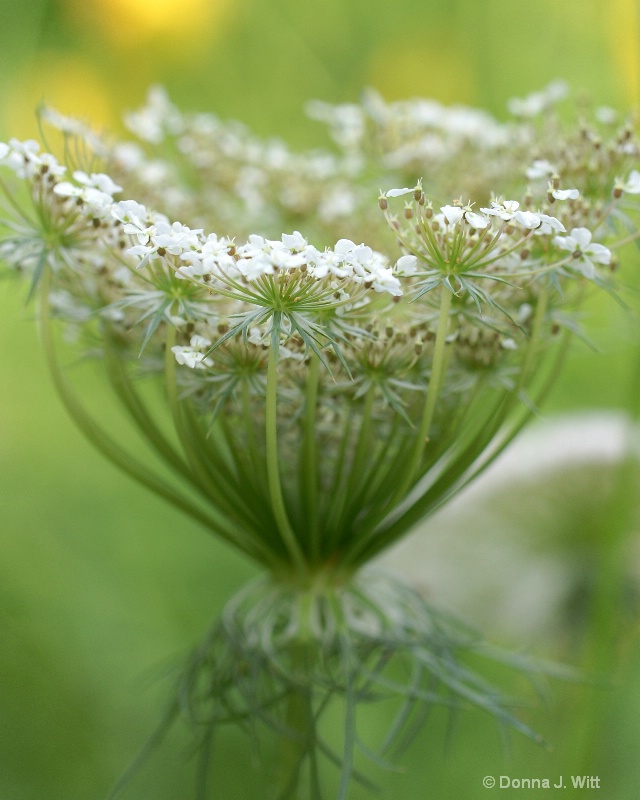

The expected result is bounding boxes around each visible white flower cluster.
[310,90,511,173]
[110,199,408,299]
[552,227,612,278]
[0,139,66,179]
[54,170,123,217]
[507,80,568,118]
[383,187,569,235]
[171,334,214,370]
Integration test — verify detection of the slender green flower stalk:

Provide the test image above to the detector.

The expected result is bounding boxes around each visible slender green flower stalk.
[1,83,639,798]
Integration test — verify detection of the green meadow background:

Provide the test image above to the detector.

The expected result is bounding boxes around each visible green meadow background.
[0,0,639,798]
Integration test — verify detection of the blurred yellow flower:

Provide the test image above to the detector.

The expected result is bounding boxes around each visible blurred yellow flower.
[367,37,476,104]
[606,0,640,107]
[65,0,235,49]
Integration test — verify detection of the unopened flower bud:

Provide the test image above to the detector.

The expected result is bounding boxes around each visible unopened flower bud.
[378,196,388,211]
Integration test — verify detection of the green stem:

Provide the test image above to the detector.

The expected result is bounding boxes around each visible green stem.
[276,593,318,800]
[395,285,452,501]
[164,325,263,535]
[266,340,307,571]
[302,354,321,562]
[39,263,243,548]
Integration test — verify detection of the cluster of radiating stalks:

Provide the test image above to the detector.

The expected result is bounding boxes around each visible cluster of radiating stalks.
[1,82,639,797]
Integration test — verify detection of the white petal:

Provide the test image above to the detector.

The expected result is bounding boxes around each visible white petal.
[190,334,212,348]
[552,235,574,252]
[577,256,596,280]
[385,187,414,197]
[440,205,464,225]
[334,238,356,254]
[623,170,640,194]
[570,228,592,249]
[395,255,418,274]
[552,188,580,200]
[537,213,565,233]
[586,243,611,265]
[513,211,541,229]
[464,211,490,229]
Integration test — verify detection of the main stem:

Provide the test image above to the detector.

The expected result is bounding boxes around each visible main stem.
[266,341,307,571]
[276,592,320,800]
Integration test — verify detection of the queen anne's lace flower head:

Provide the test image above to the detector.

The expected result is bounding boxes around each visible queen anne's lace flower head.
[0,84,638,798]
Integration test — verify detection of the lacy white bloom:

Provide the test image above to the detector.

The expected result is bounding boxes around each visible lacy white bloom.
[480,200,540,229]
[534,213,566,235]
[171,335,213,369]
[1,138,66,179]
[595,106,618,125]
[129,221,203,269]
[548,184,579,201]
[395,255,418,275]
[112,200,152,241]
[178,233,236,278]
[525,159,556,180]
[53,181,115,216]
[507,80,568,118]
[125,86,184,144]
[552,227,611,279]
[439,204,489,229]
[73,171,123,196]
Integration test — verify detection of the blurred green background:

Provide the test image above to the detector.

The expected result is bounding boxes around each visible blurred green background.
[1,0,639,798]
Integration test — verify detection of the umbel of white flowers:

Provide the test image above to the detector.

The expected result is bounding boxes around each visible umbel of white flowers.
[0,82,638,799]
